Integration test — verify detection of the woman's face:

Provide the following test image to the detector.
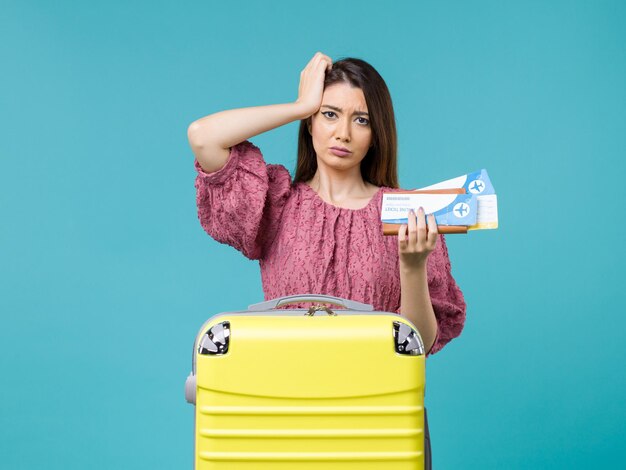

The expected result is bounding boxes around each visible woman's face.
[309,82,373,174]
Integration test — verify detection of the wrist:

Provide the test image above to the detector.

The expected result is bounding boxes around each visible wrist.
[400,258,427,274]
[292,100,317,120]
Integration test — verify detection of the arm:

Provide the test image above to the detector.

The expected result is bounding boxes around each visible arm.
[187,102,308,173]
[194,141,292,260]
[187,52,333,173]
[397,207,439,354]
[399,262,438,354]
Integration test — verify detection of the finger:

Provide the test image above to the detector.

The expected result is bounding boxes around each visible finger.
[427,213,438,248]
[306,53,320,67]
[407,209,417,247]
[417,207,427,247]
[307,53,322,69]
[398,224,407,247]
[317,54,331,67]
[315,59,329,71]
[316,52,328,65]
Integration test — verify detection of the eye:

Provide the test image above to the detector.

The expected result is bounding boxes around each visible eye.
[322,111,336,118]
[356,117,369,125]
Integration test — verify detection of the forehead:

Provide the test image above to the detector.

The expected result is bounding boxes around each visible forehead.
[322,83,367,110]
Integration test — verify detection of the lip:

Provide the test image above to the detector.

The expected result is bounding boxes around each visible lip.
[330,146,352,156]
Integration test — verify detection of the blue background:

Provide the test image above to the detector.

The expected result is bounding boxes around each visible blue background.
[1,1,624,468]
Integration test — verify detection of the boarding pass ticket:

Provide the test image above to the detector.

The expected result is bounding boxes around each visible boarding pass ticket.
[381,169,498,230]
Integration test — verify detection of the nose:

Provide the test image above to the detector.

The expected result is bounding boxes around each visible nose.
[334,116,351,142]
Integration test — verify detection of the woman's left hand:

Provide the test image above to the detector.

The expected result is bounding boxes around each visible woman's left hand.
[398,207,438,270]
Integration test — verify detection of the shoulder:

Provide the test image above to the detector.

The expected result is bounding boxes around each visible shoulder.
[226,139,294,186]
[367,182,382,198]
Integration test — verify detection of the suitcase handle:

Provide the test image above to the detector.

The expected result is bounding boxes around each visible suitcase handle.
[247,294,374,312]
[305,304,337,316]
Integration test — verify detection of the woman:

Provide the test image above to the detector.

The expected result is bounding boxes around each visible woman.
[187,52,466,357]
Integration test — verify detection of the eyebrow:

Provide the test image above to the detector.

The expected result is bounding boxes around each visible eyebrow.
[321,104,369,116]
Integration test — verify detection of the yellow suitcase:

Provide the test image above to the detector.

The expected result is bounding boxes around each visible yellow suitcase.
[185,294,429,470]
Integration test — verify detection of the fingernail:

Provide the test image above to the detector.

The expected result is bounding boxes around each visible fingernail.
[419,206,424,214]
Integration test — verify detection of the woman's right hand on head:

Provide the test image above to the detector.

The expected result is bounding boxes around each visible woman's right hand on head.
[295,52,333,118]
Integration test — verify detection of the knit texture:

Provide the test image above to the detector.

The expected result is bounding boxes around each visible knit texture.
[194,140,466,356]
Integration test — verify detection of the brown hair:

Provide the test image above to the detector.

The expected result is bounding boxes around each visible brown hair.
[293,57,399,189]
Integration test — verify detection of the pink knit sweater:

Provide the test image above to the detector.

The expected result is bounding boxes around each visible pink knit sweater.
[194,140,466,356]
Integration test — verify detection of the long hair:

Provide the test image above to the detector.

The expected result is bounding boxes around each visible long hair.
[293,57,399,189]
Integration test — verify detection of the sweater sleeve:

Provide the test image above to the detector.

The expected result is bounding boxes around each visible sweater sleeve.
[426,234,466,356]
[194,140,292,260]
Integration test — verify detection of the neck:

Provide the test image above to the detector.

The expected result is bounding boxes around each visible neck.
[308,166,371,202]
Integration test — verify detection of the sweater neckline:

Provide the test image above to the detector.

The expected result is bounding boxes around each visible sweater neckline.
[298,182,383,213]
